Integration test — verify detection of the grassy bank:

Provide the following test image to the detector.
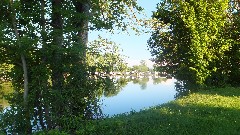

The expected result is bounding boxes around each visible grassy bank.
[35,87,240,135]
[87,87,240,135]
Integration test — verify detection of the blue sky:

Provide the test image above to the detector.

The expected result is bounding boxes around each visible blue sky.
[89,0,159,67]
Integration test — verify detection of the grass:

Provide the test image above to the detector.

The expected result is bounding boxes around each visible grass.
[84,87,240,135]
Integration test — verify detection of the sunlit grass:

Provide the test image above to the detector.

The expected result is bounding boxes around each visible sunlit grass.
[86,87,240,135]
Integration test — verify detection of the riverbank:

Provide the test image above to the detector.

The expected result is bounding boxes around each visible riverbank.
[35,87,240,135]
[86,87,240,135]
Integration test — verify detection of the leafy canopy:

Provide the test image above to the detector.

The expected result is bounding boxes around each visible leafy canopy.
[148,0,231,85]
[0,0,143,134]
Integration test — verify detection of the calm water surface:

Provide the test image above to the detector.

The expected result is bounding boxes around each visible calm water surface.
[100,77,177,116]
[0,77,178,117]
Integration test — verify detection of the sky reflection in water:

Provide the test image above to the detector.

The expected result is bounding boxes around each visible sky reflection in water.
[0,78,178,118]
[100,78,177,116]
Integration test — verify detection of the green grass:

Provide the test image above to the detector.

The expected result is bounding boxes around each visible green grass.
[35,87,240,135]
[85,87,240,135]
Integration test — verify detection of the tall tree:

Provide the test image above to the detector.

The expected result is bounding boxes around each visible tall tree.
[148,0,231,85]
[87,36,128,74]
[221,0,240,86]
[0,0,143,133]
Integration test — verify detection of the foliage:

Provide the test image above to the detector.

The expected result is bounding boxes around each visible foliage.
[148,0,231,85]
[87,36,128,74]
[33,129,69,135]
[89,0,143,32]
[131,60,149,73]
[0,64,13,83]
[77,87,240,135]
[0,0,143,134]
[218,1,240,86]
[0,83,12,110]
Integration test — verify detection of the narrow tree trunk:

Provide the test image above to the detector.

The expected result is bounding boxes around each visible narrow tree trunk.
[21,55,29,102]
[9,0,29,104]
[9,0,31,133]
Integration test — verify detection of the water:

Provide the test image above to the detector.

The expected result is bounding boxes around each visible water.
[0,78,178,117]
[100,77,177,117]
[0,76,179,133]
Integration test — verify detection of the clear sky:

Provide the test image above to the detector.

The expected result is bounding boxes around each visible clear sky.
[89,0,160,68]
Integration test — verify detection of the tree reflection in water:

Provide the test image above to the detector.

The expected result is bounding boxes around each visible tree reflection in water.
[174,80,200,99]
[102,76,171,97]
[0,77,195,110]
[102,76,169,97]
[152,77,168,85]
[132,77,149,90]
[102,77,130,97]
[0,75,190,133]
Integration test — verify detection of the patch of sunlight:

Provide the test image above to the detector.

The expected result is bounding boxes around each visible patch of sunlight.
[159,107,173,115]
[176,93,240,110]
[0,82,13,109]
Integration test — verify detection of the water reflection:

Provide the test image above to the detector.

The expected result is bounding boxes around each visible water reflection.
[0,76,193,113]
[174,80,199,99]
[132,77,149,90]
[152,77,168,85]
[0,75,193,131]
[100,76,177,116]
[102,77,129,97]
[0,76,192,113]
[101,76,169,98]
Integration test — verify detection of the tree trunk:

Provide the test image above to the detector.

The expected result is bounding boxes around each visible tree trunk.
[9,0,29,105]
[74,1,90,59]
[40,0,51,129]
[9,0,31,133]
[51,0,64,128]
[21,55,29,103]
[51,0,64,91]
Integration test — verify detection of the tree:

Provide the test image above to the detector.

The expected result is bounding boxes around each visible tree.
[131,60,149,73]
[87,36,128,75]
[219,0,240,86]
[139,60,149,73]
[0,0,143,133]
[148,0,231,85]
